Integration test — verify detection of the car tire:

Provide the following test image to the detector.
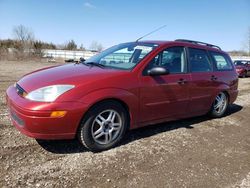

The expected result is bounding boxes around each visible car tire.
[242,71,247,78]
[210,92,229,118]
[77,101,129,152]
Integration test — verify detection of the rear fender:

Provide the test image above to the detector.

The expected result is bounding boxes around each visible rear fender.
[210,84,230,106]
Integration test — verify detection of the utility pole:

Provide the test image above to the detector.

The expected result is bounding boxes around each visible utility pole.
[248,28,250,56]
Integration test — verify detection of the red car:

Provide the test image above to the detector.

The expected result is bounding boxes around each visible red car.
[234,60,250,78]
[6,39,238,152]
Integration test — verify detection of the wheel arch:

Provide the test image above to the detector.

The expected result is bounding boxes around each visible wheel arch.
[75,98,131,140]
[76,88,139,134]
[222,90,230,102]
[76,97,133,151]
[209,84,230,108]
[86,98,131,123]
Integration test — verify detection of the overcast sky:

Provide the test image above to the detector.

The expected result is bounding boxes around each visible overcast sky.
[0,0,249,51]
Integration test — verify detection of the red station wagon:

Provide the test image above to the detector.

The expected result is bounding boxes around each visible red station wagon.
[234,60,250,78]
[6,39,239,152]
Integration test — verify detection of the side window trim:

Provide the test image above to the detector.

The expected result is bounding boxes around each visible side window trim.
[183,46,189,74]
[185,46,191,73]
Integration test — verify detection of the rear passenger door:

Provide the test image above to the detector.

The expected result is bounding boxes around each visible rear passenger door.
[188,48,218,115]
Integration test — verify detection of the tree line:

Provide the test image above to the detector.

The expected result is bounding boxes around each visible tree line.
[1,24,249,60]
[0,25,104,59]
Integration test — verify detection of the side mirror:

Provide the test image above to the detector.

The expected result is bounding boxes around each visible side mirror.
[147,67,169,76]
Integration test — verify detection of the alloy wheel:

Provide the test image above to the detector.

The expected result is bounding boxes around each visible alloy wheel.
[91,109,122,145]
[213,92,227,115]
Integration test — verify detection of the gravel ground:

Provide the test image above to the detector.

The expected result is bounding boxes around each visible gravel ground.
[0,60,250,188]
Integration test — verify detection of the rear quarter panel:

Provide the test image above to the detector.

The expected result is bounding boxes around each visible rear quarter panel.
[212,64,238,104]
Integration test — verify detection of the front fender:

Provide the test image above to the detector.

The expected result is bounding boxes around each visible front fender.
[78,88,140,129]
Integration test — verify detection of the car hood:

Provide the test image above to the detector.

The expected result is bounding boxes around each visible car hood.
[17,63,125,92]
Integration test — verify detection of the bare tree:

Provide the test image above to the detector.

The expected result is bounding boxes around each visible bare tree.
[13,25,34,42]
[79,43,85,50]
[12,25,35,57]
[89,41,103,52]
[243,27,250,56]
[64,40,77,50]
[33,40,44,57]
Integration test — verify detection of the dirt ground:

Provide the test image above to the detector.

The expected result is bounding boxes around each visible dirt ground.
[0,60,250,188]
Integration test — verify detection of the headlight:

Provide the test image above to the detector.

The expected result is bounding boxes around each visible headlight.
[25,85,75,102]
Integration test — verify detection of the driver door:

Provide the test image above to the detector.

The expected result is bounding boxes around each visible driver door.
[139,46,191,124]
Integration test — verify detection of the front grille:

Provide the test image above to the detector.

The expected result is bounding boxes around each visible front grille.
[15,83,27,97]
[10,110,25,127]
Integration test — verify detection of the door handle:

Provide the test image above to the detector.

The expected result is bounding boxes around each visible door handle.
[211,75,218,81]
[177,78,187,84]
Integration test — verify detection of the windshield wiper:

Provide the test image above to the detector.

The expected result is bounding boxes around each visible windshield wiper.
[83,62,106,68]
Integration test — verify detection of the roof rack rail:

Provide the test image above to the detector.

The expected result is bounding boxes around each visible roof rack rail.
[175,39,221,50]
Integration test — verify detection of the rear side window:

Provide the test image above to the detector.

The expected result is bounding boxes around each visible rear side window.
[210,52,233,71]
[188,48,212,72]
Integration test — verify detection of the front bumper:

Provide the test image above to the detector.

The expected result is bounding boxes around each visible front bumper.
[236,69,245,77]
[6,86,87,140]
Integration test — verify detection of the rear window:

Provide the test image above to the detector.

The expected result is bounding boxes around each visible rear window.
[210,52,233,71]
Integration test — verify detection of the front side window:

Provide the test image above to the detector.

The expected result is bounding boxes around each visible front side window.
[144,47,186,74]
[84,42,158,70]
[189,48,212,72]
[210,52,233,71]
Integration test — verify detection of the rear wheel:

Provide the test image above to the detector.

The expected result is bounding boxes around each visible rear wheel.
[210,92,228,118]
[77,101,128,152]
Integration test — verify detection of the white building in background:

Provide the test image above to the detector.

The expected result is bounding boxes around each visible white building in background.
[7,47,250,62]
[42,50,250,62]
[43,49,98,60]
[230,56,250,61]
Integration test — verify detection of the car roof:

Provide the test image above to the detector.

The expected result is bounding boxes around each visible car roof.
[139,40,223,53]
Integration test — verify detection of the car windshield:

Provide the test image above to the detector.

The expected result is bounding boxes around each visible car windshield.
[234,61,247,66]
[84,42,158,70]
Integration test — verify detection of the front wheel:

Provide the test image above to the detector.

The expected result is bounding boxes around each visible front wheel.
[77,101,128,152]
[210,92,228,118]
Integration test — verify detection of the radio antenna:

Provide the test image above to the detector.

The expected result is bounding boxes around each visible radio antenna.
[135,25,167,42]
